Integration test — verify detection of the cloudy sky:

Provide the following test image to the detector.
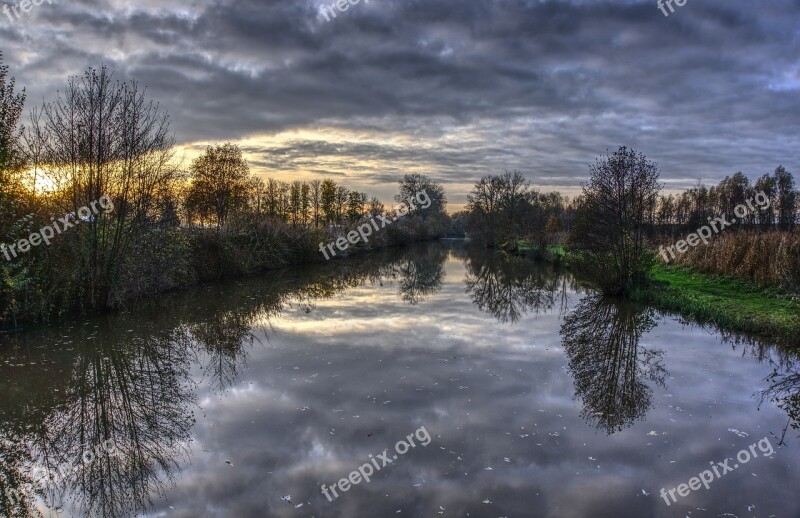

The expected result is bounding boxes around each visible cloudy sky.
[1,0,799,209]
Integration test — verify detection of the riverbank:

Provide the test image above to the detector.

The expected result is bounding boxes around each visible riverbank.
[0,220,442,329]
[631,265,800,346]
[514,241,800,346]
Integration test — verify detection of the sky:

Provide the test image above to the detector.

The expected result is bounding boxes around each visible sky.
[1,0,799,210]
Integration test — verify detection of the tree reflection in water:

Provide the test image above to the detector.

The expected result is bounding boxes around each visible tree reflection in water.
[464,250,566,323]
[684,324,800,439]
[561,295,668,434]
[758,354,800,440]
[6,242,799,516]
[0,244,453,517]
[34,329,196,517]
[0,322,197,518]
[383,244,447,305]
[0,433,41,517]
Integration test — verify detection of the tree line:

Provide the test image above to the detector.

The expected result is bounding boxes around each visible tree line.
[461,147,799,296]
[654,168,796,233]
[0,61,449,326]
[184,144,385,229]
[1,55,797,322]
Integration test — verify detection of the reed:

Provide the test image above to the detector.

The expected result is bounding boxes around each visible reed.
[664,230,800,297]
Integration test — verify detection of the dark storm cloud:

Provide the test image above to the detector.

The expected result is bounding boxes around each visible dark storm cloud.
[1,0,799,192]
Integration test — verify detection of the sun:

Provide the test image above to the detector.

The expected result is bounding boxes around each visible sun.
[21,167,59,194]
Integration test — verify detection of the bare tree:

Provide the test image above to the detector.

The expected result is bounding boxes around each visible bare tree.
[569,146,661,295]
[0,52,27,322]
[775,166,797,230]
[395,173,447,218]
[466,175,503,245]
[0,52,25,176]
[320,179,337,225]
[29,66,179,307]
[309,179,321,228]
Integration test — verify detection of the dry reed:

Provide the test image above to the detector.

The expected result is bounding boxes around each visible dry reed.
[667,230,800,297]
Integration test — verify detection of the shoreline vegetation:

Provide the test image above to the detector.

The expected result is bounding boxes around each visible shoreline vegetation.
[460,147,798,346]
[0,167,451,328]
[632,265,800,346]
[514,243,800,346]
[1,61,798,345]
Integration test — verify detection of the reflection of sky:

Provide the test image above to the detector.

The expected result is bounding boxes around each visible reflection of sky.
[131,254,800,518]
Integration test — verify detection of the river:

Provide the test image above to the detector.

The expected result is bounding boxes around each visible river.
[1,241,798,517]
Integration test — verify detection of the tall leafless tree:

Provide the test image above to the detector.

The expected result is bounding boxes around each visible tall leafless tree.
[28,66,179,308]
[569,146,661,295]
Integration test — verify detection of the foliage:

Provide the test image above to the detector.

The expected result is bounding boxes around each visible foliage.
[25,66,180,309]
[0,52,29,324]
[394,173,447,218]
[661,229,800,297]
[654,165,798,235]
[568,146,661,295]
[187,143,251,228]
[465,171,566,249]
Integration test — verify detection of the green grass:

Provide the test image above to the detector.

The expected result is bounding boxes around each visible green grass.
[509,240,799,344]
[514,241,566,258]
[631,265,800,345]
[517,240,799,344]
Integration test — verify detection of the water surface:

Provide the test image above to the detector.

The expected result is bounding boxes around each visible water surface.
[1,242,799,517]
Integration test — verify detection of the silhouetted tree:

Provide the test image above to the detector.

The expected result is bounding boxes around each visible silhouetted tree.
[395,173,447,219]
[754,173,777,229]
[774,166,797,230]
[568,147,661,295]
[320,179,337,225]
[0,53,27,323]
[187,143,251,228]
[28,66,180,308]
[346,190,367,222]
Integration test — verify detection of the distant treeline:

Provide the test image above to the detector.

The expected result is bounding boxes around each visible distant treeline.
[457,171,569,249]
[460,168,798,249]
[653,168,797,233]
[0,62,449,326]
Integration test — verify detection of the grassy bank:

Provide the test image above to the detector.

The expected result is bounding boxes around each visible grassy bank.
[514,239,800,345]
[514,241,566,262]
[630,265,800,345]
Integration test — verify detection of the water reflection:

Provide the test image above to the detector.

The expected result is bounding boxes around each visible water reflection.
[1,242,799,517]
[561,295,667,434]
[44,330,196,517]
[0,321,197,517]
[0,434,40,517]
[759,355,800,439]
[383,245,447,305]
[699,326,800,437]
[464,250,567,323]
[189,314,256,393]
[0,245,452,517]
